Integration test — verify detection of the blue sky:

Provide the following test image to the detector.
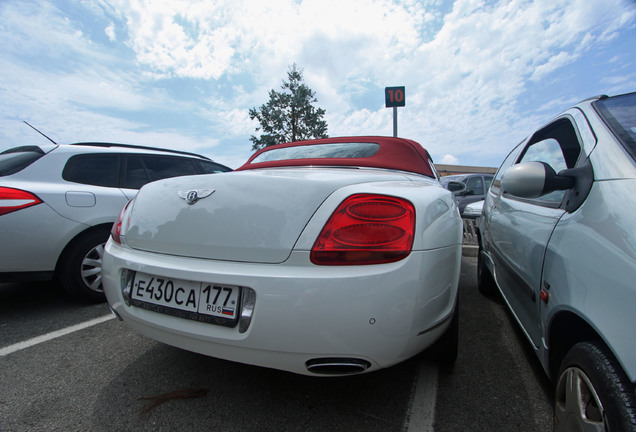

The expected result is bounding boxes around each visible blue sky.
[1,0,635,169]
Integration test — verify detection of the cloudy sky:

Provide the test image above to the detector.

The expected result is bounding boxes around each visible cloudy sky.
[1,0,635,169]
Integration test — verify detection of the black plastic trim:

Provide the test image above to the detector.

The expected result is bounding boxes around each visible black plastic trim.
[559,157,594,213]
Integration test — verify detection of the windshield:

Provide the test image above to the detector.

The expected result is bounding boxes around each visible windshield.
[593,92,636,161]
[251,142,380,163]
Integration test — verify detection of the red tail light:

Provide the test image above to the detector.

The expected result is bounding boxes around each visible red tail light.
[311,194,415,265]
[0,187,43,216]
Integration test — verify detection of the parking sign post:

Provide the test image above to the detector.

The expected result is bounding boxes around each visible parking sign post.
[385,86,405,137]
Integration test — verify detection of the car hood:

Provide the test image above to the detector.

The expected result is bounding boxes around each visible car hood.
[123,168,413,263]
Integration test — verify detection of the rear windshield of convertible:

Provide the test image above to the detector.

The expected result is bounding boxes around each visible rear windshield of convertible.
[238,137,435,178]
[251,142,380,163]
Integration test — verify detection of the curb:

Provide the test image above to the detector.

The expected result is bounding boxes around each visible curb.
[462,244,478,257]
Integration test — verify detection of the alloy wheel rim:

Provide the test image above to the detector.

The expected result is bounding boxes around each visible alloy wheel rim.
[554,366,606,432]
[80,243,105,293]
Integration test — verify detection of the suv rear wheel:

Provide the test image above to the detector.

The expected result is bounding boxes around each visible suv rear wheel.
[57,228,110,303]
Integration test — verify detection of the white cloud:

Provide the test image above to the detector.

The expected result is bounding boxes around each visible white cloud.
[530,51,577,81]
[100,0,429,84]
[1,0,635,169]
[328,108,393,137]
[439,154,459,164]
[105,23,116,41]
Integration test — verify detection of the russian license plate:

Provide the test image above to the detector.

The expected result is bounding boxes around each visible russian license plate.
[130,272,241,325]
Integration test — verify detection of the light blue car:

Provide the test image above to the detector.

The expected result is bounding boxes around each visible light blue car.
[478,91,636,431]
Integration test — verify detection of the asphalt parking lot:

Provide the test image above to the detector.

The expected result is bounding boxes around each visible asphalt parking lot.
[0,253,553,431]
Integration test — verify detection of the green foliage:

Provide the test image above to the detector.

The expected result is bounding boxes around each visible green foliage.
[249,64,328,151]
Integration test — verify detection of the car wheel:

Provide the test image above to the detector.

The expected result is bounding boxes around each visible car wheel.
[427,301,459,364]
[58,229,110,303]
[554,342,636,432]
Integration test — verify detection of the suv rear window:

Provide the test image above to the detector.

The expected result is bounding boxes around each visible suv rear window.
[0,147,45,176]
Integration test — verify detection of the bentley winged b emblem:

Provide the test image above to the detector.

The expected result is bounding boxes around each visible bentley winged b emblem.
[178,189,215,205]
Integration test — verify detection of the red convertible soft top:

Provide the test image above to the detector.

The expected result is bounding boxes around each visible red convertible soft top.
[236,136,436,178]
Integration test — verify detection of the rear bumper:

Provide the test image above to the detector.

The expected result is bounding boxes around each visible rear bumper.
[103,241,461,375]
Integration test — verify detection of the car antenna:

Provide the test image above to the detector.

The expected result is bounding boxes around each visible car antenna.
[23,120,58,145]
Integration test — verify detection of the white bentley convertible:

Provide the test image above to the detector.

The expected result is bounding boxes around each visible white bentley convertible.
[103,136,463,375]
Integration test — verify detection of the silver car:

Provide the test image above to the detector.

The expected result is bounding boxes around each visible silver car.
[0,142,230,302]
[440,173,493,214]
[461,199,484,220]
[478,91,636,431]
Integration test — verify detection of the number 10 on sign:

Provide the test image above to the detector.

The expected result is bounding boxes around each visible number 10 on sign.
[385,87,405,107]
[385,86,405,137]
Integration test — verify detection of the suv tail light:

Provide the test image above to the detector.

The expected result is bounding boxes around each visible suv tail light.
[0,187,43,216]
[311,194,415,265]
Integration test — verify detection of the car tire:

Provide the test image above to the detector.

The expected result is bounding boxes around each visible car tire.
[477,249,497,296]
[427,301,459,364]
[554,341,636,432]
[57,228,110,303]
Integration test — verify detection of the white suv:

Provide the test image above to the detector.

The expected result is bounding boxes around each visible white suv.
[0,142,230,302]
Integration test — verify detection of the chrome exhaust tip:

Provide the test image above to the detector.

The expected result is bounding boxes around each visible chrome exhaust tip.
[306,358,371,375]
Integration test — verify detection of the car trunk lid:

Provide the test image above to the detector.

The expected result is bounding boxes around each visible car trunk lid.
[123,168,410,263]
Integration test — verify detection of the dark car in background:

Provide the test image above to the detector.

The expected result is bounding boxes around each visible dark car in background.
[478,91,636,431]
[0,142,230,302]
[441,173,493,214]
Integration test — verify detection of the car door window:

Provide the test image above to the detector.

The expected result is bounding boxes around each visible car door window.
[142,156,198,181]
[197,160,232,174]
[517,139,569,205]
[484,176,493,190]
[63,154,120,187]
[508,118,583,206]
[519,139,568,172]
[122,155,150,189]
[465,177,484,195]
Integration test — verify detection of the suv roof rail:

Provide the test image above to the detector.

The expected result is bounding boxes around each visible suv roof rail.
[68,142,212,161]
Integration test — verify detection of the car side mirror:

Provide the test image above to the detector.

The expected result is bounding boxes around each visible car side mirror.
[446,181,466,195]
[502,161,575,198]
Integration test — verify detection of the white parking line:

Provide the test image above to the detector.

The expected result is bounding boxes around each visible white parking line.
[404,361,439,432]
[0,314,115,357]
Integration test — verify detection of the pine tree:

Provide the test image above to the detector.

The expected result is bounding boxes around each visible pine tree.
[249,64,328,151]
